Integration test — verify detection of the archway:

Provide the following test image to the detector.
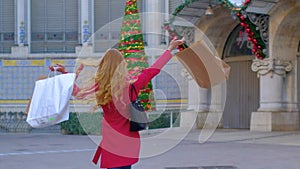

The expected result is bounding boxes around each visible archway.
[270,2,300,129]
[194,6,259,129]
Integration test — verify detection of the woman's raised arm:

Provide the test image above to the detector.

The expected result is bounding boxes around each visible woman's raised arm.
[132,37,185,92]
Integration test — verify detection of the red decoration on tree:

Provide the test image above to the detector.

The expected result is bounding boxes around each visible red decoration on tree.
[244,0,251,5]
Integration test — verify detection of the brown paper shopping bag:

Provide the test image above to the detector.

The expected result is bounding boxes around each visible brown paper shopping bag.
[176,41,230,88]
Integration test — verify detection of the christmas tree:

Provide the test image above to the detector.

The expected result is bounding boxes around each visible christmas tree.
[118,0,155,111]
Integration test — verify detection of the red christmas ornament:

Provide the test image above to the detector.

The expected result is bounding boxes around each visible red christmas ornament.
[164,25,169,30]
[240,15,245,21]
[245,28,251,33]
[247,37,253,41]
[240,22,246,27]
[252,39,258,44]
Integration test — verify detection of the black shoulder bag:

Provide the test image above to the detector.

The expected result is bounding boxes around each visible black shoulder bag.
[129,84,149,131]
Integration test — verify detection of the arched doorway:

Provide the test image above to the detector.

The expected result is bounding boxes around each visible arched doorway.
[222,25,259,129]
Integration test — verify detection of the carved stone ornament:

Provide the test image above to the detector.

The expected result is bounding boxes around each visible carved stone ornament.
[247,13,269,45]
[174,25,195,45]
[251,58,293,78]
[181,68,193,80]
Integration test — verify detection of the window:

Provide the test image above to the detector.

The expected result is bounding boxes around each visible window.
[94,0,143,52]
[31,0,78,53]
[0,0,15,53]
[223,25,253,58]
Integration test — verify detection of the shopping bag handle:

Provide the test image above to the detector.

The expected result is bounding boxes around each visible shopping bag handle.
[48,67,58,78]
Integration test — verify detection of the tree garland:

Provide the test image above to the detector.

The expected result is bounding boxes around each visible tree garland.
[164,0,199,50]
[164,0,266,59]
[220,0,266,59]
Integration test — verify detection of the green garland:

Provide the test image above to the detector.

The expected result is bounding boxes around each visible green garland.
[163,0,199,50]
[219,0,266,59]
[165,0,266,59]
[169,0,199,24]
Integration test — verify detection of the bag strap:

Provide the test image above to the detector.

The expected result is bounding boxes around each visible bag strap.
[130,84,139,100]
[48,67,58,78]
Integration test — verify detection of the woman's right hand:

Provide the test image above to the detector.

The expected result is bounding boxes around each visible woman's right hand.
[167,36,185,52]
[49,63,67,74]
[75,64,84,78]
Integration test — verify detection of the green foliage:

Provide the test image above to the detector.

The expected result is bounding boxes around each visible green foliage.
[127,61,148,69]
[123,52,147,58]
[148,111,180,129]
[61,112,102,135]
[60,111,180,134]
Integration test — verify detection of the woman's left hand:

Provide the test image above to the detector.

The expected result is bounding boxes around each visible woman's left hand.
[167,37,185,51]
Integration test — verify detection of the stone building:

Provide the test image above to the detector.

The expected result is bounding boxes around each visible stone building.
[172,0,300,131]
[0,0,299,131]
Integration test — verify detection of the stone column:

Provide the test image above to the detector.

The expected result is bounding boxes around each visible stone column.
[144,0,163,68]
[12,0,29,56]
[181,69,209,129]
[76,0,93,56]
[251,58,299,131]
[81,0,90,45]
[17,0,25,46]
[145,0,162,47]
[209,82,227,128]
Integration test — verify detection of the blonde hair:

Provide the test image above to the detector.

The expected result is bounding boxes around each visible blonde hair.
[95,49,129,106]
[74,49,129,107]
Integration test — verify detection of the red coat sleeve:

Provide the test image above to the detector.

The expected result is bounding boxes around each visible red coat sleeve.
[132,50,173,97]
[72,83,99,99]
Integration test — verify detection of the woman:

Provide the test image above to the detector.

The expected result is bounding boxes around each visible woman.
[53,37,184,169]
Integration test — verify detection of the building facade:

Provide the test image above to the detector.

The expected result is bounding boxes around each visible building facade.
[0,0,299,131]
[174,0,299,131]
[0,0,188,113]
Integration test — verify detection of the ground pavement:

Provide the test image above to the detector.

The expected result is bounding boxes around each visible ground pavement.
[1,129,300,169]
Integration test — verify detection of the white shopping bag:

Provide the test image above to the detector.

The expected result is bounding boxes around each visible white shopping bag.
[26,73,76,128]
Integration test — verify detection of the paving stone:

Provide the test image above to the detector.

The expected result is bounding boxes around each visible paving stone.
[165,166,238,169]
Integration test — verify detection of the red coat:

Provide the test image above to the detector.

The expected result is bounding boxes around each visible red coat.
[92,50,172,168]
